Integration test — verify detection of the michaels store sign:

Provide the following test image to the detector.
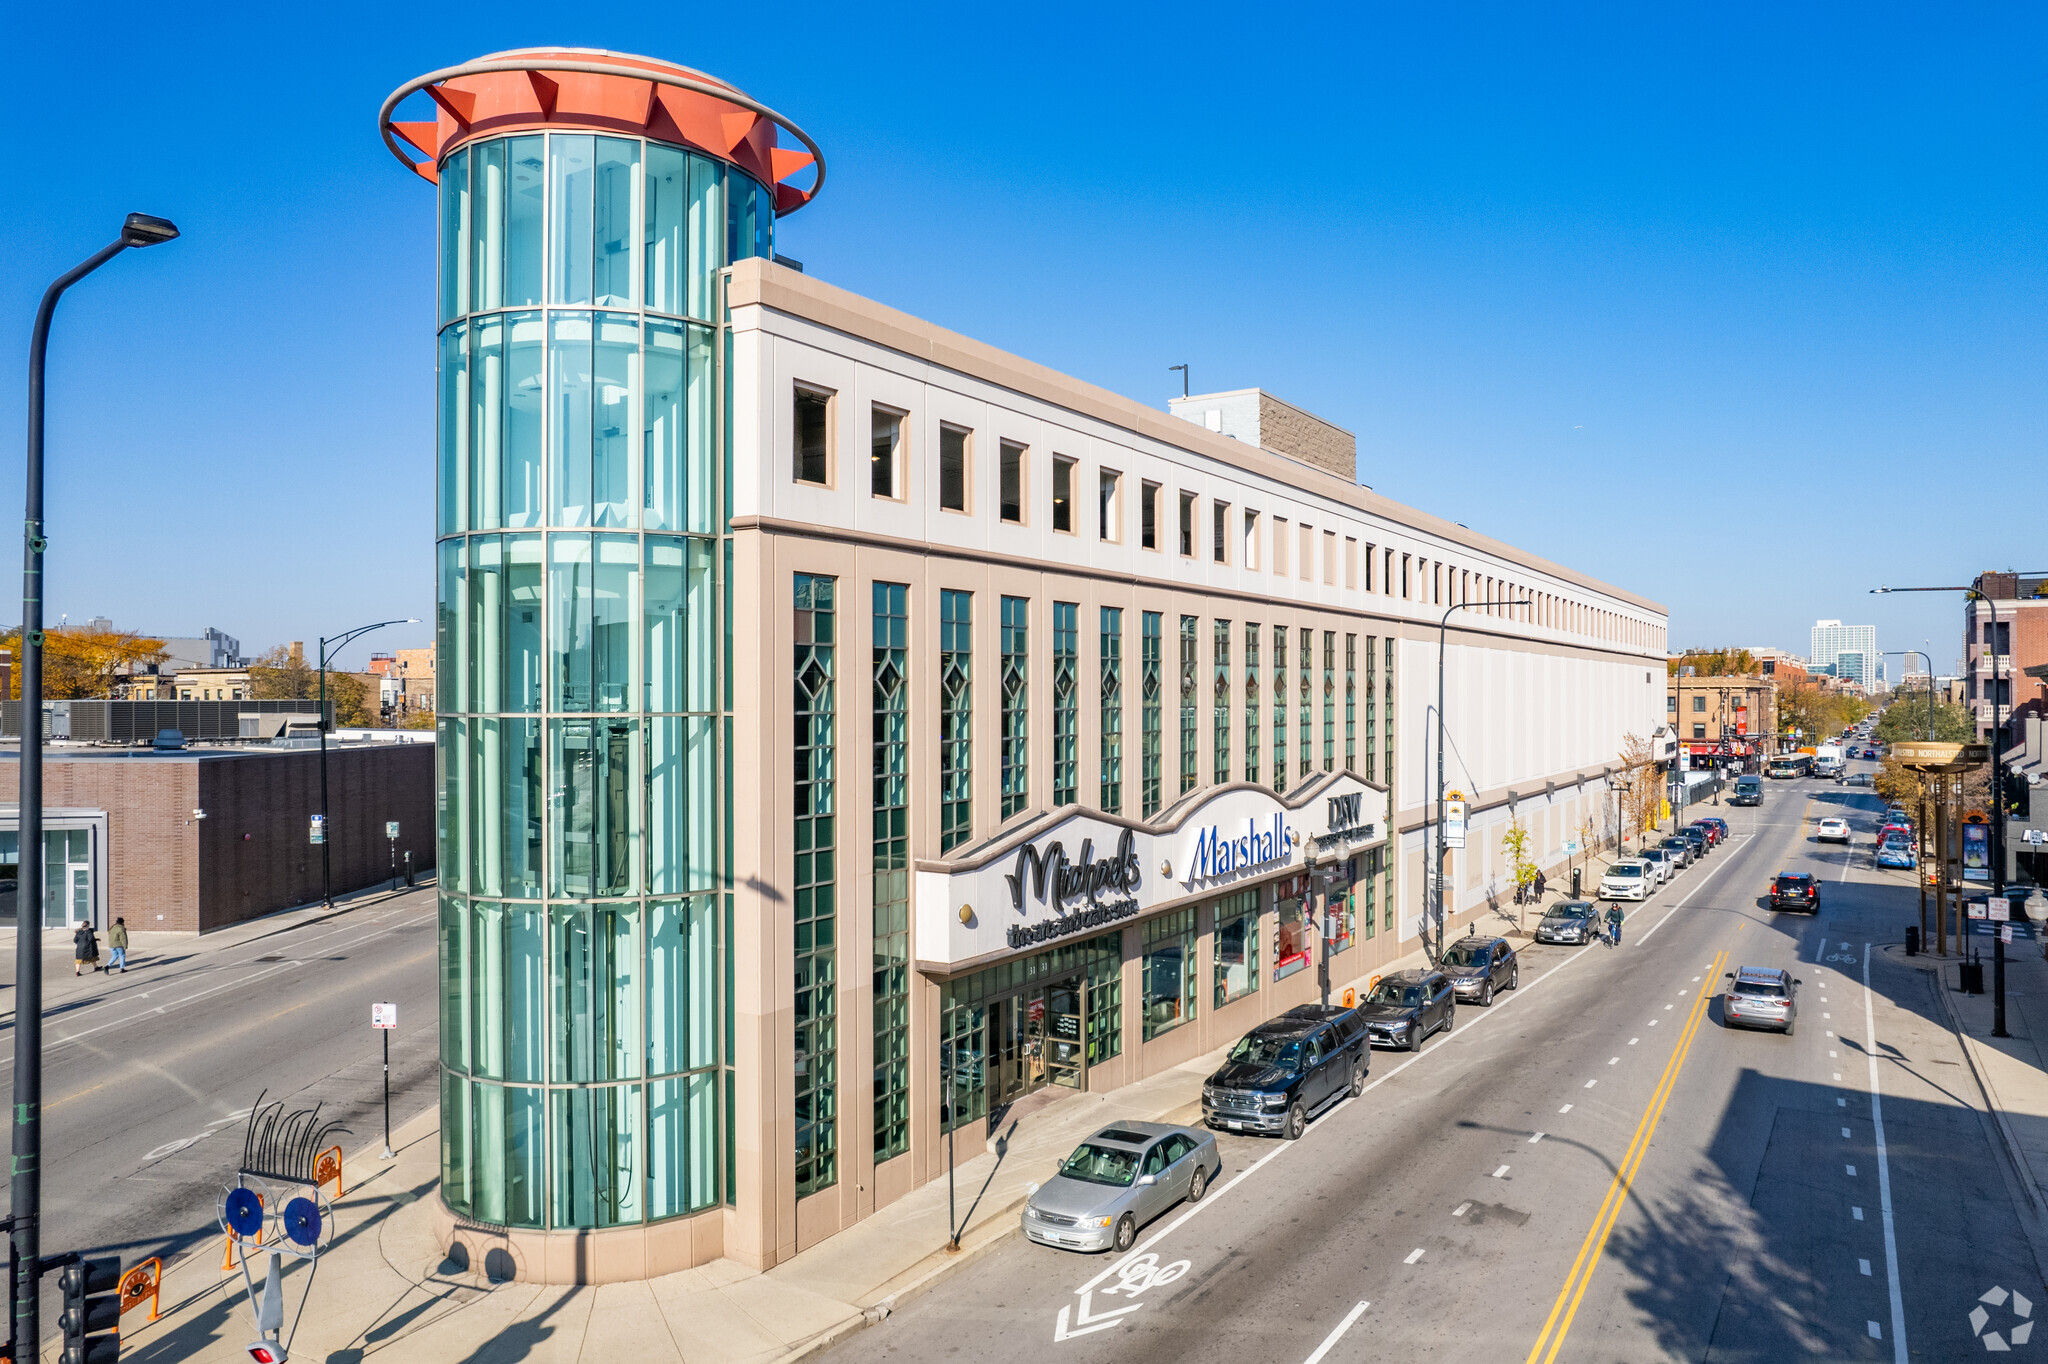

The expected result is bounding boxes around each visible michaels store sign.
[915,772,1389,969]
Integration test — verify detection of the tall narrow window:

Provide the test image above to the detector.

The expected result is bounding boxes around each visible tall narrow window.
[793,574,837,1198]
[1244,623,1261,783]
[1001,596,1029,819]
[1323,631,1336,772]
[1271,625,1287,792]
[1361,635,1374,781]
[1052,603,1079,806]
[871,583,910,1162]
[1001,442,1026,524]
[1179,616,1198,796]
[871,407,901,499]
[1141,612,1163,816]
[940,590,973,851]
[1299,628,1313,779]
[794,387,831,485]
[939,425,969,512]
[1382,637,1396,799]
[1213,620,1232,786]
[1099,469,1121,541]
[1213,501,1230,564]
[1051,455,1074,531]
[1299,524,1314,582]
[1142,482,1160,550]
[1324,530,1338,585]
[1273,518,1289,576]
[1100,607,1124,813]
[1179,492,1196,556]
[1345,538,1357,589]
[1243,510,1261,570]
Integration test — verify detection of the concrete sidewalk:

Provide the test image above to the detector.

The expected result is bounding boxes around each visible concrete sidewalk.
[1925,905,2048,1217]
[117,944,1440,1364]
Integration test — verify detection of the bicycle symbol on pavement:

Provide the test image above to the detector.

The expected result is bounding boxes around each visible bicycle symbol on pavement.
[1055,1253,1194,1342]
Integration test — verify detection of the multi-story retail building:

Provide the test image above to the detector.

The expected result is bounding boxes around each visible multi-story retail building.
[1964,572,2048,744]
[385,49,1669,1284]
[1667,672,1776,771]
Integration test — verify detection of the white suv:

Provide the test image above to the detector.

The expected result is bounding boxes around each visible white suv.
[1600,861,1652,901]
[1816,818,1851,844]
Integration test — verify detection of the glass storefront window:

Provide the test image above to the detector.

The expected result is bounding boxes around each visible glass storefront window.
[648,1071,719,1218]
[550,1083,642,1226]
[1273,874,1312,981]
[472,900,544,1082]
[550,534,639,712]
[1213,890,1260,1007]
[1141,908,1196,1041]
[1327,863,1354,956]
[550,901,641,1082]
[477,1082,546,1227]
[440,894,470,1070]
[647,896,718,1075]
[550,718,642,897]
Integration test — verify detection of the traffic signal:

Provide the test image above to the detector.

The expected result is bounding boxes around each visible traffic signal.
[58,1255,121,1364]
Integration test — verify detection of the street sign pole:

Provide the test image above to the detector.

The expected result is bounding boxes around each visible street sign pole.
[372,1004,397,1158]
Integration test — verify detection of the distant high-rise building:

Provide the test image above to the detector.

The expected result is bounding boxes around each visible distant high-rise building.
[1810,620,1878,686]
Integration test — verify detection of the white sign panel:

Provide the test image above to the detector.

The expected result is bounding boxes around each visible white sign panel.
[1991,898,2011,923]
[371,1002,398,1030]
[916,774,1388,969]
[1444,800,1468,850]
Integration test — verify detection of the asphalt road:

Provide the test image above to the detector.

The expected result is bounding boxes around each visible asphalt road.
[0,884,440,1339]
[825,763,2042,1363]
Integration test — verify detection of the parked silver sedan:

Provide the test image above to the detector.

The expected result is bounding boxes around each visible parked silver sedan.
[1021,1122,1221,1253]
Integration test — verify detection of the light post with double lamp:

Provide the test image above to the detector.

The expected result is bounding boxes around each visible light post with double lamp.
[1872,586,2010,1037]
[317,620,418,908]
[14,213,180,1361]
[1433,595,1532,963]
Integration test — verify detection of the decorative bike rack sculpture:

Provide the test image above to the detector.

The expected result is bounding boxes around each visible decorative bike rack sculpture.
[217,1092,349,1364]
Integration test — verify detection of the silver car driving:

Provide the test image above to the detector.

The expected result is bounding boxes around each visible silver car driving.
[1723,965,1800,1035]
[1022,1122,1221,1253]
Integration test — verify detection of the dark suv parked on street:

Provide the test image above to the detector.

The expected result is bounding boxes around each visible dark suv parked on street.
[1359,969,1455,1051]
[1441,935,1519,1005]
[1201,1003,1370,1140]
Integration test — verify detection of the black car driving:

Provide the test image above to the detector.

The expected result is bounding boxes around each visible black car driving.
[1441,935,1518,1005]
[1201,1003,1370,1140]
[1770,872,1819,912]
[1359,969,1454,1051]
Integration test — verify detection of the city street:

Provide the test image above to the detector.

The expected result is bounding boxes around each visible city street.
[0,884,439,1333]
[823,767,2040,1363]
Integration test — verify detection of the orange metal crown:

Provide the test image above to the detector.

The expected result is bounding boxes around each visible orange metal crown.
[378,48,824,214]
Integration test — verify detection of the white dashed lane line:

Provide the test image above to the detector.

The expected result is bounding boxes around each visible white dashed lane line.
[1558,1104,1572,1114]
[1492,1166,1509,1178]
[1529,1132,1545,1144]
[1404,1248,1425,1265]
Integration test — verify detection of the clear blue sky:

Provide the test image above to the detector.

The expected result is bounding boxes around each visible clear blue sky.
[4,2,2039,673]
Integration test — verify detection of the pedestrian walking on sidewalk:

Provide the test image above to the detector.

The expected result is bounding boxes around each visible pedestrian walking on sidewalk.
[72,920,101,976]
[106,916,129,973]
[1534,869,1547,900]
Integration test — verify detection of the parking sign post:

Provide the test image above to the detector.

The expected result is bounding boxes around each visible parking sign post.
[372,1004,397,1158]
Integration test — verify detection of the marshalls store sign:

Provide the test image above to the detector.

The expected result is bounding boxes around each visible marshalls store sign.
[915,773,1387,968]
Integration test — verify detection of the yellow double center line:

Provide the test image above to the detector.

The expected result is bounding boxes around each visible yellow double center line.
[1524,949,1728,1364]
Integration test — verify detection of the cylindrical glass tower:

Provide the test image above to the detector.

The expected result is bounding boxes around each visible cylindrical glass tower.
[381,49,820,1259]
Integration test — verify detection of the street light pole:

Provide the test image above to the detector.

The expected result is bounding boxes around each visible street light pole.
[14,212,179,1364]
[1873,586,2010,1038]
[1434,595,1532,963]
[316,619,419,908]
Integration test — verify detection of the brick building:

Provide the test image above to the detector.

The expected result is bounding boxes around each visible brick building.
[1966,572,2048,744]
[0,741,434,932]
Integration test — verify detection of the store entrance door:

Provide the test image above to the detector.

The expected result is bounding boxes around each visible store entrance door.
[989,977,1087,1113]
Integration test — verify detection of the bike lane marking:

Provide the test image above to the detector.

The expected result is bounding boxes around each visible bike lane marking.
[1863,942,1908,1361]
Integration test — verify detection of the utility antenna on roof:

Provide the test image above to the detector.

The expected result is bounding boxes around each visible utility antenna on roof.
[1168,364,1188,399]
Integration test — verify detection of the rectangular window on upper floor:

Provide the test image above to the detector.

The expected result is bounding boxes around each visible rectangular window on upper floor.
[1299,524,1314,582]
[794,386,833,486]
[1401,554,1411,599]
[1272,518,1289,576]
[1100,469,1122,542]
[1141,481,1160,550]
[1383,548,1394,595]
[1345,537,1358,590]
[1002,442,1029,524]
[1212,501,1230,564]
[1179,492,1196,557]
[1243,510,1261,569]
[1323,531,1337,585]
[1050,454,1075,532]
[871,406,904,500]
[940,425,971,512]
